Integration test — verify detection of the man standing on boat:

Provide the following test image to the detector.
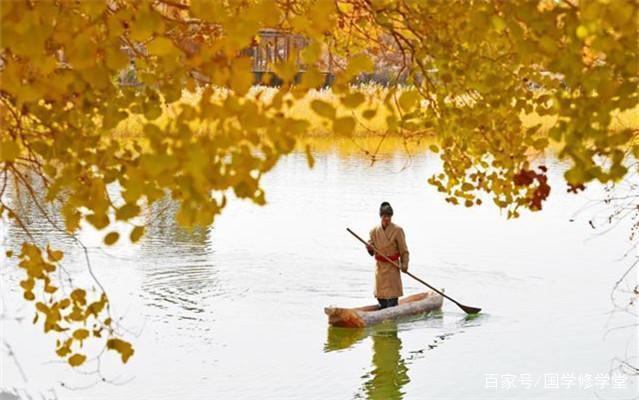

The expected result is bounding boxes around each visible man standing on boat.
[366,202,410,309]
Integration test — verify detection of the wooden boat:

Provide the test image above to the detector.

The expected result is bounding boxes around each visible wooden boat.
[324,291,444,328]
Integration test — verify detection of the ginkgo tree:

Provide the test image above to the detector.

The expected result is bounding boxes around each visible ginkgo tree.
[1,0,637,369]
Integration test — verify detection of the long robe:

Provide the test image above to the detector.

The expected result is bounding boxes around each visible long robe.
[368,222,410,299]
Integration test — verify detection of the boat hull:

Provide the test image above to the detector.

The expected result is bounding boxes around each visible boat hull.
[324,292,444,328]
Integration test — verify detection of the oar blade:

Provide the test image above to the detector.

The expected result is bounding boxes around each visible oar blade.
[459,304,482,315]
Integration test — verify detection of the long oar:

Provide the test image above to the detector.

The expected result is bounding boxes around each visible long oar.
[347,228,481,315]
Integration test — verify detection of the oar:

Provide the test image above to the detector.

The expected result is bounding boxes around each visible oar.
[347,227,482,315]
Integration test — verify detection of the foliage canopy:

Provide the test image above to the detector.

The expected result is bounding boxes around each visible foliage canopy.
[1,0,637,368]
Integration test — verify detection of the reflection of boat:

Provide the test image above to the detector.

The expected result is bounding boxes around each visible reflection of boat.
[324,326,368,352]
[324,291,444,328]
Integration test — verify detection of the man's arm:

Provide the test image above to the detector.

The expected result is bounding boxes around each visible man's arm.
[397,228,409,272]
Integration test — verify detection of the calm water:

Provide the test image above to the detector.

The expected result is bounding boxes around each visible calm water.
[1,148,637,399]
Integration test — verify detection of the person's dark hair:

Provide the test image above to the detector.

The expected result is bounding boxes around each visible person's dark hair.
[379,201,394,216]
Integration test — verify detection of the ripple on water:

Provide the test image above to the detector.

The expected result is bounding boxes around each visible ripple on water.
[139,259,231,332]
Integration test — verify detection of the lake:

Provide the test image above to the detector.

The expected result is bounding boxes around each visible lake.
[1,143,637,399]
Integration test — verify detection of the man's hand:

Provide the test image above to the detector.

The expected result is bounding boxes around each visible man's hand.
[366,244,374,256]
[400,264,408,273]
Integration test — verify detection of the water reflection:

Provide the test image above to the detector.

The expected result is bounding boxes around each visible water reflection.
[325,312,481,399]
[1,172,68,249]
[325,323,410,400]
[361,323,409,400]
[142,199,210,250]
[137,198,225,327]
[363,323,410,399]
[324,327,368,352]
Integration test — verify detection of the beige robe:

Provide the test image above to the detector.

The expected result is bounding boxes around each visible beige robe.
[368,222,410,299]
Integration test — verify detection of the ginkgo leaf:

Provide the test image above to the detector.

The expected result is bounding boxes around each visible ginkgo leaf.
[333,117,356,135]
[341,92,366,108]
[104,232,120,246]
[107,338,135,363]
[398,90,419,112]
[0,141,20,162]
[147,38,174,56]
[130,226,145,243]
[310,100,336,119]
[70,289,87,305]
[46,246,63,262]
[362,109,377,119]
[73,329,90,341]
[68,353,86,367]
[116,203,141,221]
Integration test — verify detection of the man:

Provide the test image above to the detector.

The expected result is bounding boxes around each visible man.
[366,201,410,309]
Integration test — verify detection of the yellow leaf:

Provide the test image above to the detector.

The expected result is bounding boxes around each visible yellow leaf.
[105,47,129,70]
[538,36,557,54]
[341,92,366,108]
[68,353,86,367]
[86,212,110,230]
[130,10,163,41]
[107,338,135,363]
[46,246,63,262]
[20,279,34,291]
[62,203,82,234]
[56,340,72,357]
[70,289,87,305]
[79,1,105,19]
[115,203,141,221]
[610,163,628,181]
[576,25,588,40]
[299,67,325,89]
[310,100,336,119]
[0,141,20,162]
[564,166,588,185]
[104,232,120,246]
[73,329,89,341]
[362,109,376,119]
[398,90,420,112]
[140,154,176,177]
[491,16,506,33]
[147,37,174,56]
[229,57,254,96]
[347,54,374,75]
[272,58,298,83]
[44,283,57,294]
[333,117,355,135]
[130,226,145,243]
